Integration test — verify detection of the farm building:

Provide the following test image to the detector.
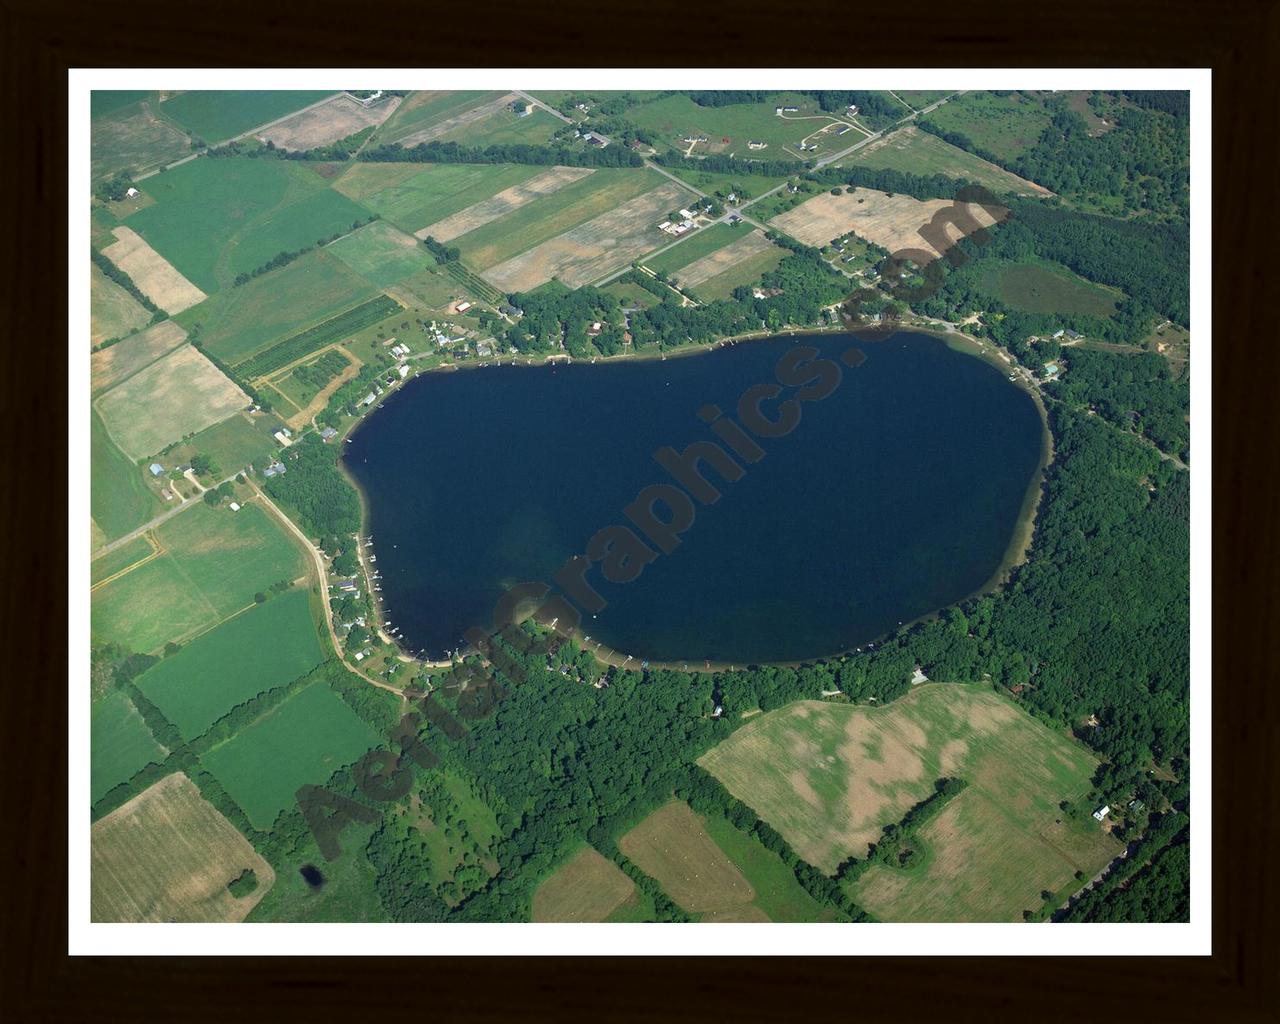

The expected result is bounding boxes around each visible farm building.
[148,463,164,476]
[228,502,241,512]
[454,301,473,314]
[125,187,140,198]
[1092,805,1111,821]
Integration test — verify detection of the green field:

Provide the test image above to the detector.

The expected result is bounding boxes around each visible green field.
[236,294,401,377]
[158,90,335,143]
[90,263,151,345]
[692,243,785,301]
[373,90,502,145]
[452,167,665,269]
[895,91,953,110]
[332,162,544,235]
[843,126,1050,197]
[921,91,1054,163]
[91,408,163,547]
[91,100,192,182]
[91,501,307,653]
[92,91,152,119]
[201,680,380,828]
[658,165,791,201]
[979,259,1123,316]
[91,536,154,586]
[159,413,282,477]
[439,106,561,148]
[699,814,837,922]
[135,589,323,741]
[624,92,854,161]
[329,220,434,288]
[91,691,166,801]
[177,249,377,366]
[699,684,1120,920]
[643,222,748,274]
[124,157,371,293]
[248,821,388,922]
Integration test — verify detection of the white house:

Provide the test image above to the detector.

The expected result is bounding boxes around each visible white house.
[1092,805,1111,822]
[228,501,241,512]
[125,186,140,199]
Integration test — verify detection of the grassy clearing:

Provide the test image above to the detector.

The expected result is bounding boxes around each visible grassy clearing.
[91,501,307,653]
[843,126,1051,196]
[699,814,838,922]
[248,820,388,922]
[532,845,636,922]
[643,222,748,274]
[90,263,151,345]
[91,772,274,922]
[692,243,786,301]
[438,106,561,148]
[396,771,502,904]
[455,167,666,270]
[201,681,380,828]
[90,691,166,802]
[625,92,836,160]
[158,90,335,142]
[91,100,192,182]
[333,162,546,235]
[329,220,434,288]
[135,589,323,741]
[160,413,281,477]
[618,800,756,915]
[921,91,1054,163]
[659,164,791,200]
[90,407,164,546]
[699,684,1120,920]
[978,258,1123,317]
[177,248,377,367]
[373,89,503,145]
[124,157,366,293]
[896,91,952,110]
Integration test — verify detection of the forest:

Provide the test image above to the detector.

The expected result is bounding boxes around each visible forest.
[359,139,644,169]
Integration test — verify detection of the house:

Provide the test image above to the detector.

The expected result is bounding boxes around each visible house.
[263,460,286,478]
[1092,805,1111,822]
[846,104,859,115]
[1052,328,1066,339]
[319,426,338,442]
[1065,328,1082,341]
[678,209,695,220]
[359,392,376,406]
[584,132,608,148]
[499,302,522,316]
[398,364,410,378]
[228,501,241,512]
[125,186,140,199]
[148,463,164,476]
[836,125,851,135]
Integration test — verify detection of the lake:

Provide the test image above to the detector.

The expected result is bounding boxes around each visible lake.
[342,331,1045,664]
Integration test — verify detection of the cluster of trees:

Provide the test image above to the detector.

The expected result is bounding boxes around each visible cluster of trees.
[502,285,628,358]
[421,235,460,263]
[207,127,374,163]
[292,349,351,393]
[800,91,902,128]
[654,151,805,178]
[359,139,644,169]
[263,434,362,538]
[202,481,235,506]
[316,360,393,429]
[1058,811,1188,921]
[837,778,968,881]
[94,172,136,203]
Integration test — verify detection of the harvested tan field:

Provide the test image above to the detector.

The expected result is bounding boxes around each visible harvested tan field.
[101,226,207,314]
[91,319,187,395]
[398,92,519,147]
[770,187,1006,260]
[532,846,636,922]
[95,344,249,460]
[416,166,595,242]
[256,93,400,150]
[676,229,774,288]
[482,182,686,292]
[91,773,274,922]
[619,800,755,914]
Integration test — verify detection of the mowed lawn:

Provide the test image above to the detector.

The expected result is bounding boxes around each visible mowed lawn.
[332,162,545,235]
[624,92,832,160]
[693,242,785,301]
[329,220,435,288]
[134,589,323,741]
[90,407,164,547]
[91,501,308,653]
[124,157,371,293]
[200,681,380,828]
[437,106,561,148]
[453,167,667,270]
[978,258,1123,317]
[698,684,1121,921]
[842,126,1051,197]
[158,90,335,143]
[90,691,167,802]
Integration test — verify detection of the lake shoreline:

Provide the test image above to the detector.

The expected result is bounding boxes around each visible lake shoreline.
[336,323,1053,677]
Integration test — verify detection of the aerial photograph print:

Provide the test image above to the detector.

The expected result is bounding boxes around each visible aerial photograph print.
[81,78,1197,942]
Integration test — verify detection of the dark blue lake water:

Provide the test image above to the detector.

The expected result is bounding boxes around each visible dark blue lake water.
[343,331,1043,664]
